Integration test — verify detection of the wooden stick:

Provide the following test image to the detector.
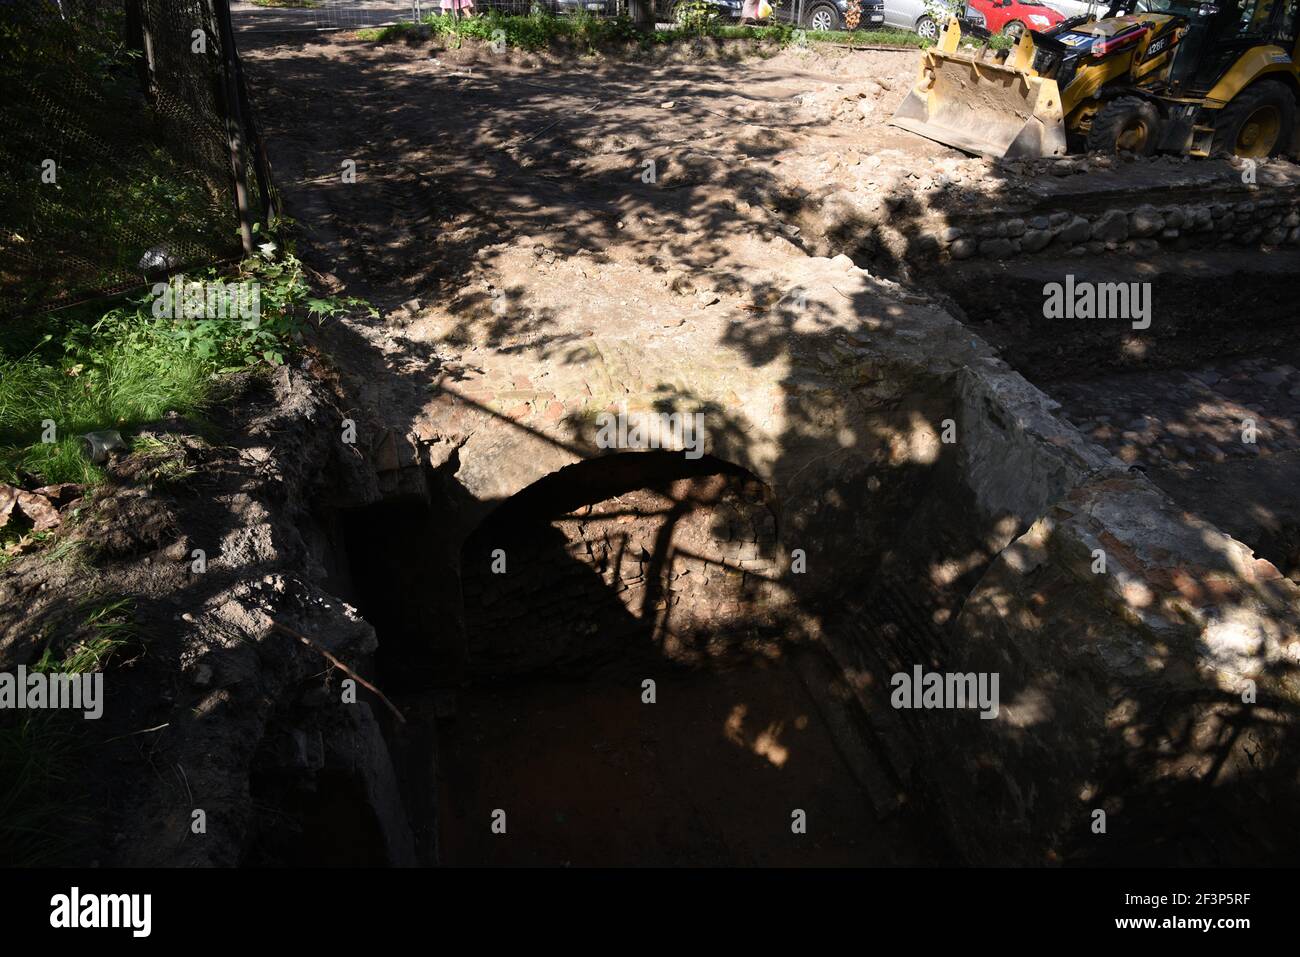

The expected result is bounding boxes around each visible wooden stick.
[271,621,406,724]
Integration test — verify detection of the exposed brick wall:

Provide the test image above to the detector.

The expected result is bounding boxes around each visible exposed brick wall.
[461,472,783,678]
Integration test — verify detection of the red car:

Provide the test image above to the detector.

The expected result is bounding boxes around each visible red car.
[967,0,1065,36]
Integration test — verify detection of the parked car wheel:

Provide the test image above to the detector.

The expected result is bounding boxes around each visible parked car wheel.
[806,1,842,30]
[915,14,939,39]
[1003,18,1025,36]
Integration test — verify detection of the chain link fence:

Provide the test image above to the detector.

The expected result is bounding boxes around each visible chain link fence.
[228,0,865,35]
[230,0,419,33]
[464,0,853,28]
[0,0,275,317]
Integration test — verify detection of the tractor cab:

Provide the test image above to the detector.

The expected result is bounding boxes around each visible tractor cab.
[1171,0,1298,94]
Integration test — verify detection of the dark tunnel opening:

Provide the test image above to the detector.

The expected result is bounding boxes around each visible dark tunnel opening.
[437,451,948,866]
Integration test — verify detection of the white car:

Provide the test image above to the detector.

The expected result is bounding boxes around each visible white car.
[881,0,987,40]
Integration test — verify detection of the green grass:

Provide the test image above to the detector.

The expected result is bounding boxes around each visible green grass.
[0,309,214,487]
[0,715,79,866]
[0,248,366,489]
[0,596,134,866]
[360,10,636,47]
[33,596,136,675]
[358,11,1009,52]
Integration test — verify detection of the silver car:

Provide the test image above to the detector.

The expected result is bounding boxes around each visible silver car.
[881,0,986,39]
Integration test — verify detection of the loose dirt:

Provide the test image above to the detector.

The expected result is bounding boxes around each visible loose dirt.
[239,33,956,306]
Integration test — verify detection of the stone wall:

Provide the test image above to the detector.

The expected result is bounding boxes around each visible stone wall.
[944,195,1300,262]
[813,156,1300,268]
[783,333,1300,863]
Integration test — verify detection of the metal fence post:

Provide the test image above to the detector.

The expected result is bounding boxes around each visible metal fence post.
[125,0,157,102]
[211,0,256,255]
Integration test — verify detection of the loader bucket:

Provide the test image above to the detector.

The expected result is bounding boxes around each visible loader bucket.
[890,20,1068,160]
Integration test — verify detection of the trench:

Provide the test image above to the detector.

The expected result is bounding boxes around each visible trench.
[235,251,1300,866]
[931,248,1300,584]
[204,17,1300,866]
[274,443,996,867]
[238,244,1300,867]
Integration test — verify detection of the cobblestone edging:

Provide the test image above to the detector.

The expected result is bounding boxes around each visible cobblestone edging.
[815,156,1300,267]
[943,192,1300,261]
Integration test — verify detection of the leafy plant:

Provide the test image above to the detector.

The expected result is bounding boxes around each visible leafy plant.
[0,246,371,487]
[675,0,721,35]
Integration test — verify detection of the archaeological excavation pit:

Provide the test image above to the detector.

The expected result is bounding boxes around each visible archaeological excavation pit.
[313,445,1006,867]
[424,452,955,866]
[12,7,1300,890]
[275,232,1300,870]
[180,225,1300,871]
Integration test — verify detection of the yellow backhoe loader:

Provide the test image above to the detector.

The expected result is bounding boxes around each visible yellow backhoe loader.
[890,0,1300,159]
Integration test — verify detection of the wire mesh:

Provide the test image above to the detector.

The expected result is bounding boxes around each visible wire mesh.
[0,0,271,316]
[229,0,420,33]
[226,0,879,33]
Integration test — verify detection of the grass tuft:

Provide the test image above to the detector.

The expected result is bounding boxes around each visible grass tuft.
[0,596,132,866]
[0,715,80,866]
[0,317,212,487]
